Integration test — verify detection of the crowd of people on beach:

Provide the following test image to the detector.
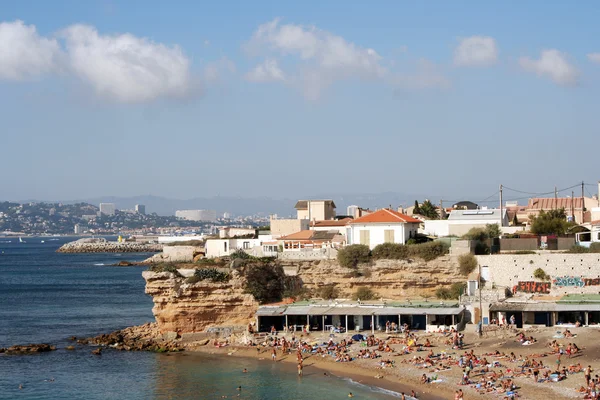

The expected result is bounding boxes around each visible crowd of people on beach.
[240,322,599,399]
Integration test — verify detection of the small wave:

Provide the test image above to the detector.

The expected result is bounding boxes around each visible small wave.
[340,377,413,398]
[93,263,106,266]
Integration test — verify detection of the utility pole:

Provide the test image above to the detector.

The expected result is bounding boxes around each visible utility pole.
[582,181,585,224]
[572,191,575,221]
[554,186,558,210]
[478,262,483,337]
[499,184,503,227]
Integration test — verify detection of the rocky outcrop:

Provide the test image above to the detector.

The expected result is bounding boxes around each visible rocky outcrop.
[0,343,56,354]
[85,323,182,352]
[292,256,464,299]
[143,270,258,334]
[57,239,162,253]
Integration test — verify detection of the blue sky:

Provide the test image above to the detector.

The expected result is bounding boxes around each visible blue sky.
[1,1,599,202]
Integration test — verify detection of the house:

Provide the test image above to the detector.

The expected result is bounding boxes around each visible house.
[346,208,421,249]
[205,231,274,258]
[526,197,597,225]
[452,201,479,210]
[310,218,352,236]
[278,230,344,250]
[445,209,509,236]
[270,216,309,239]
[295,200,336,221]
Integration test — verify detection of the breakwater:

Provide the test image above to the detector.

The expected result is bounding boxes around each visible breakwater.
[57,239,163,253]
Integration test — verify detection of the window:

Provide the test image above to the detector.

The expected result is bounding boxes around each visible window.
[224,242,228,252]
[360,230,370,246]
[243,241,250,249]
[384,229,395,243]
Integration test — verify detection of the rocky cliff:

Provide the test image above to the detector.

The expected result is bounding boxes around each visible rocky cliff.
[293,256,464,299]
[142,270,258,334]
[142,256,464,334]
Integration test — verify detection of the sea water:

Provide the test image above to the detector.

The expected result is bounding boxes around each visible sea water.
[0,239,405,399]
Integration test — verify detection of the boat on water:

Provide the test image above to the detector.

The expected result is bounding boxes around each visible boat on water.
[41,240,45,243]
[19,237,25,243]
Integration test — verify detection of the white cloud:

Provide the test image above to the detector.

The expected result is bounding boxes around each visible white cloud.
[245,58,286,82]
[588,53,600,64]
[0,20,61,80]
[246,18,386,98]
[394,59,451,90]
[454,36,498,67]
[519,49,578,86]
[61,24,192,102]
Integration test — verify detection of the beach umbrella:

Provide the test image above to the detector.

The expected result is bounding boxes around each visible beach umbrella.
[351,334,366,341]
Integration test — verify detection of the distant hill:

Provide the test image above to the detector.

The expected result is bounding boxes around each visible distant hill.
[19,191,457,217]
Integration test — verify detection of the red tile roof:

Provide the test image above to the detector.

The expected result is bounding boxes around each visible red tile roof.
[349,208,421,224]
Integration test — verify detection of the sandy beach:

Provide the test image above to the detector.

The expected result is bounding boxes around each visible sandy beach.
[185,325,600,399]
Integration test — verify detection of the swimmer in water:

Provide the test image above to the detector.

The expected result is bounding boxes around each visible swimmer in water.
[243,368,248,373]
[237,386,242,391]
[348,393,354,398]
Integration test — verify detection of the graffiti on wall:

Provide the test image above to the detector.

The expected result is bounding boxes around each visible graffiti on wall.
[515,281,551,294]
[553,276,600,288]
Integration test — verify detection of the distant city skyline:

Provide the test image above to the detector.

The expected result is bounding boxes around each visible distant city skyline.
[1,1,599,200]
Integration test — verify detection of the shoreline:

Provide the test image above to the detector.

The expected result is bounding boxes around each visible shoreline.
[189,345,448,399]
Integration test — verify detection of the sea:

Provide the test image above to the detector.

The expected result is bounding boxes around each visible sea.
[0,237,411,399]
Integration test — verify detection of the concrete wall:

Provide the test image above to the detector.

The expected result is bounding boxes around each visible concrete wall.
[476,253,600,296]
[422,220,449,237]
[500,238,538,251]
[278,248,338,260]
[450,240,475,255]
[270,218,309,238]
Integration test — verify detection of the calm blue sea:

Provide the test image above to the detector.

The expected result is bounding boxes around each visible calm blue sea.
[0,238,406,399]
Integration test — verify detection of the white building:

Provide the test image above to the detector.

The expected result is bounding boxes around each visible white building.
[347,205,359,218]
[74,224,82,234]
[346,209,421,249]
[422,209,510,237]
[135,204,146,215]
[99,203,116,216]
[175,209,217,222]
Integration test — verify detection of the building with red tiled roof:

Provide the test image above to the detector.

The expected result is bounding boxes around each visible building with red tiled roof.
[346,208,421,249]
[278,230,344,250]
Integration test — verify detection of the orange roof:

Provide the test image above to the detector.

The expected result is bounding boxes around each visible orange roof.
[527,197,583,210]
[279,230,314,240]
[349,208,421,224]
[310,218,352,227]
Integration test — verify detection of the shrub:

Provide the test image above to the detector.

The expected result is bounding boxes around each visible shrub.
[462,227,487,241]
[458,254,477,276]
[244,263,285,304]
[195,258,217,265]
[533,268,550,281]
[474,241,490,255]
[148,263,182,276]
[186,275,202,284]
[230,249,251,259]
[436,282,466,300]
[435,287,452,300]
[337,244,371,268]
[192,268,231,282]
[317,285,339,300]
[352,287,377,301]
[512,250,536,255]
[590,243,600,253]
[283,285,311,301]
[567,245,589,254]
[409,241,449,261]
[371,243,409,260]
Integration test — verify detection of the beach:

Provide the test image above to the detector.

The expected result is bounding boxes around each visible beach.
[182,324,598,399]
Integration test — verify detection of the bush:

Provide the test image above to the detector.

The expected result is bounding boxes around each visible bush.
[436,282,466,300]
[148,263,182,276]
[337,244,371,268]
[244,263,285,304]
[462,227,487,241]
[511,250,536,255]
[567,245,589,254]
[590,243,600,253]
[230,249,251,259]
[283,285,311,301]
[191,268,230,283]
[352,287,377,301]
[533,268,550,281]
[371,243,409,260]
[435,287,452,300]
[195,258,218,265]
[317,285,339,300]
[409,241,449,261]
[474,241,490,255]
[458,254,477,276]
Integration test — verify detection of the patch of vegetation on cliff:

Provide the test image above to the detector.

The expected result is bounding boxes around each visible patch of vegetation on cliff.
[337,244,371,268]
[352,287,377,301]
[566,243,600,254]
[186,268,230,284]
[533,267,550,281]
[435,282,465,300]
[317,284,339,300]
[243,262,285,304]
[148,263,182,276]
[166,240,205,247]
[458,254,478,275]
[372,243,409,260]
[408,241,449,261]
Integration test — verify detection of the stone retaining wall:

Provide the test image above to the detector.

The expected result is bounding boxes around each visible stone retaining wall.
[57,241,163,253]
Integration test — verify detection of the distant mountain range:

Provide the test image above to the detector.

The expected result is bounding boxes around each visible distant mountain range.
[19,192,462,217]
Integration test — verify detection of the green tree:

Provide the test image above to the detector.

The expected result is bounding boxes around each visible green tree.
[413,200,438,219]
[530,208,570,235]
[485,223,502,239]
[337,244,371,268]
[413,200,421,215]
[243,262,285,304]
[352,287,377,301]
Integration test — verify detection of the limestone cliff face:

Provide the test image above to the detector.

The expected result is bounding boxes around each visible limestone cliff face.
[143,256,463,334]
[294,256,464,299]
[142,270,258,334]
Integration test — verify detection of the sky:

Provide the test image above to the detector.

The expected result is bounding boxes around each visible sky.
[1,0,599,202]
